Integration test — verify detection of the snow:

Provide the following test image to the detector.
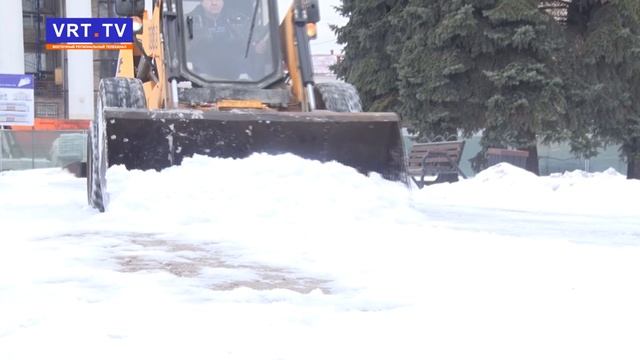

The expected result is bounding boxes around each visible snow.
[418,163,640,217]
[1,154,640,360]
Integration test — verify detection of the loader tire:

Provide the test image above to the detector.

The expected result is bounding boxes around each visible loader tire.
[314,82,363,112]
[87,78,146,212]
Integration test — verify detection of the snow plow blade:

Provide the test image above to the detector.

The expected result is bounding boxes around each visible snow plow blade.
[101,108,408,183]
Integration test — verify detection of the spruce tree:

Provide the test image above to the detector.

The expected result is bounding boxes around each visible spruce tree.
[560,0,640,179]
[333,0,640,178]
[394,1,488,141]
[395,0,565,174]
[332,0,407,112]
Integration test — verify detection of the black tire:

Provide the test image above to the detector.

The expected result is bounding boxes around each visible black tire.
[314,82,363,112]
[87,77,146,212]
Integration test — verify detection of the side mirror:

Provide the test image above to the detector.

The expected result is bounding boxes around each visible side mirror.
[115,0,145,17]
[303,0,320,23]
[294,0,320,23]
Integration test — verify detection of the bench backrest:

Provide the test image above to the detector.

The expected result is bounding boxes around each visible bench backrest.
[486,148,529,169]
[408,141,465,175]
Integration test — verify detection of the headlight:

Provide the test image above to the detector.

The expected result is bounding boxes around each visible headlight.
[306,22,317,40]
[132,17,143,34]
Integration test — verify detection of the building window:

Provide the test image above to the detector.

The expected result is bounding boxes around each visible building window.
[36,102,60,118]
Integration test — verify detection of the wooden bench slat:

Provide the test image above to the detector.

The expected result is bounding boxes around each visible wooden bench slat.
[410,151,462,156]
[486,148,529,157]
[410,147,462,153]
[409,153,461,159]
[406,140,466,188]
[409,152,461,158]
[408,158,460,165]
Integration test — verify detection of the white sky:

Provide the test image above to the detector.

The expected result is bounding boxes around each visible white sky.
[1,154,640,359]
[277,0,348,54]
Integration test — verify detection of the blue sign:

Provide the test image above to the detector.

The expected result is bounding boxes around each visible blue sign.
[0,74,34,89]
[0,74,35,126]
[45,18,133,43]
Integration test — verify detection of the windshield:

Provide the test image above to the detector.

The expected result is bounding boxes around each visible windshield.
[182,0,276,83]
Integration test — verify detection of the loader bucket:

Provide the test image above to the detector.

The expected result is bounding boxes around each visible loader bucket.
[101,108,409,184]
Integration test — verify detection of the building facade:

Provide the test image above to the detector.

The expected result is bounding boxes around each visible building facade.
[0,0,121,123]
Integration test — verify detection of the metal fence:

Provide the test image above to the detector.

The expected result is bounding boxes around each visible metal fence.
[0,129,87,172]
[537,142,627,175]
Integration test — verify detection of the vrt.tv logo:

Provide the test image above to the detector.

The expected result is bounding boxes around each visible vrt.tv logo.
[45,18,133,50]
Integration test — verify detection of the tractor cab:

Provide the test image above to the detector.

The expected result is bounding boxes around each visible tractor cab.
[179,0,283,87]
[116,0,319,109]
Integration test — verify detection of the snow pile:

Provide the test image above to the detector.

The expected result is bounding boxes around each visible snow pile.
[1,155,640,360]
[416,162,640,216]
[103,153,414,224]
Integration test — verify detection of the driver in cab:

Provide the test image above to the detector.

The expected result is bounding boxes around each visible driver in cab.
[187,0,270,81]
[189,0,232,42]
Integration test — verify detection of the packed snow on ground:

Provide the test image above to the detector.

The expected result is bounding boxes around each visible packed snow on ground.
[1,153,639,360]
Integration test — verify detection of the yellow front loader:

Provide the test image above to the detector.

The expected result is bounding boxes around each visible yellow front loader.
[87,0,408,211]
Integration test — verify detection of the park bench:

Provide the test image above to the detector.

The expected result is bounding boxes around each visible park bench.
[407,140,467,188]
[486,148,529,169]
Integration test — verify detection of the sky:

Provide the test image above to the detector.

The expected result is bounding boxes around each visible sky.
[1,153,640,359]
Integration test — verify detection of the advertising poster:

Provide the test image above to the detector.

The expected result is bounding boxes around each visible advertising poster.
[0,74,35,126]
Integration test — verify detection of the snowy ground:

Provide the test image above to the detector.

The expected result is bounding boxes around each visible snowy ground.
[1,153,639,360]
